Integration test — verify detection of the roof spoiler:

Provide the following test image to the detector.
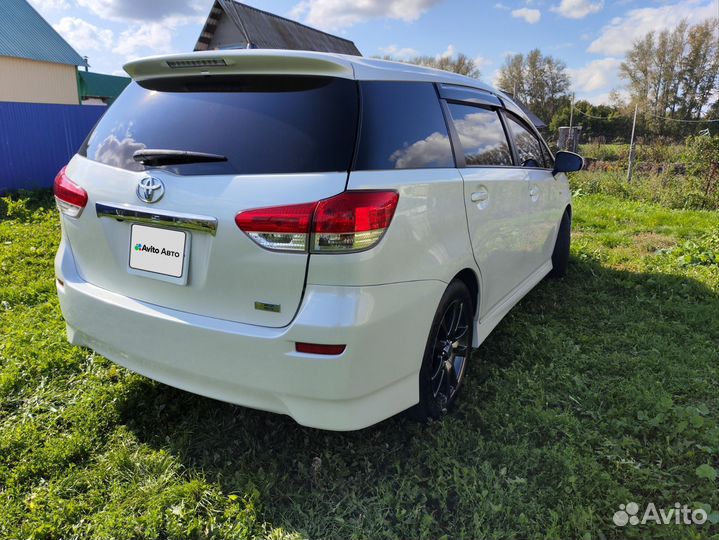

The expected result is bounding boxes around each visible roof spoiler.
[124,50,355,82]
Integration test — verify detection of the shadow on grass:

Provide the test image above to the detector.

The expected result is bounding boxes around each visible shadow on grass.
[118,256,719,539]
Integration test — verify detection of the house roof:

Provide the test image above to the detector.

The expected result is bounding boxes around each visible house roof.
[78,71,130,100]
[0,0,85,66]
[195,0,361,56]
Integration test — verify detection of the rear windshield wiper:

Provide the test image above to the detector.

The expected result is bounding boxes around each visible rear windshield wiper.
[133,149,228,166]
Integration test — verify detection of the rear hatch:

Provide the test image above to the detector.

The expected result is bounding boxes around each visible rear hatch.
[62,68,358,327]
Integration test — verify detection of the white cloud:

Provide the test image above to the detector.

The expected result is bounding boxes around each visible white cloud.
[511,7,541,23]
[494,2,510,9]
[568,57,622,93]
[113,22,175,57]
[76,0,206,22]
[437,44,457,59]
[473,55,493,71]
[53,17,113,53]
[580,89,629,106]
[290,0,444,30]
[389,132,452,168]
[551,0,603,19]
[29,0,70,11]
[588,0,719,55]
[379,44,420,60]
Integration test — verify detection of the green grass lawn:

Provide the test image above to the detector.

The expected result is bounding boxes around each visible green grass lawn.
[1,190,717,539]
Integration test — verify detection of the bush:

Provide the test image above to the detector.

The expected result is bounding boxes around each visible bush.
[578,143,628,163]
[569,170,719,210]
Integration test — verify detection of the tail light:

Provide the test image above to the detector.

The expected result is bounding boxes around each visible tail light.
[312,191,399,252]
[53,167,88,218]
[234,202,316,252]
[235,191,399,254]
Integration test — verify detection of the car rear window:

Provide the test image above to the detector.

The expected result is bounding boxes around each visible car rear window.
[79,75,359,176]
[354,82,454,170]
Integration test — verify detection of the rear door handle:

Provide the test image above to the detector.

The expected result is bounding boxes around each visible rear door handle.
[471,190,489,203]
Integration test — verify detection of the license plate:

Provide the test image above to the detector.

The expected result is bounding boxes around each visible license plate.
[129,224,189,283]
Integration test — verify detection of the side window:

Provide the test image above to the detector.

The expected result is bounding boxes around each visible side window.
[506,115,546,168]
[447,104,512,166]
[354,82,454,170]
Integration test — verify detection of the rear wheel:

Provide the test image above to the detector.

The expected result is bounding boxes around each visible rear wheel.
[548,209,571,279]
[411,281,474,421]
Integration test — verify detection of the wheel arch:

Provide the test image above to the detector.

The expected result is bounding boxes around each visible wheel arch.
[451,268,480,319]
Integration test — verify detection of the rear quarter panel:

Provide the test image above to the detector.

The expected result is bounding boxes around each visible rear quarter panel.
[306,168,478,288]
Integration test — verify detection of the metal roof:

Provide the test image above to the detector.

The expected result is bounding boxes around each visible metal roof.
[195,0,361,56]
[78,71,130,100]
[0,0,85,66]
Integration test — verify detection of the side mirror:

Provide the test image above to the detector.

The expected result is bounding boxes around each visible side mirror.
[553,151,584,174]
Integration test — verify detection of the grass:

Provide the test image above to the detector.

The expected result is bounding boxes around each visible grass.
[570,170,719,211]
[1,189,718,539]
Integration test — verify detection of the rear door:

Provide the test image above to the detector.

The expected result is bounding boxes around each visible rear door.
[503,113,558,271]
[444,100,532,315]
[63,75,358,327]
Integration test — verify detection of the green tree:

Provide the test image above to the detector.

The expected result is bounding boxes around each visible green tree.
[549,100,631,141]
[377,52,481,78]
[496,49,571,124]
[620,18,719,137]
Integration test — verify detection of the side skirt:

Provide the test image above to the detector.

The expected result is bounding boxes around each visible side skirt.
[473,259,553,347]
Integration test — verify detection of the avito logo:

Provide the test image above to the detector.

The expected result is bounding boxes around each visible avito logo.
[133,243,181,258]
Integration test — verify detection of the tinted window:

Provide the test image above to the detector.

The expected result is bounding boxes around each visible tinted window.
[506,115,546,168]
[354,82,454,170]
[80,76,358,175]
[448,104,512,166]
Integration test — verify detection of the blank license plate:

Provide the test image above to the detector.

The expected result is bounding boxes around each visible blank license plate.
[129,224,188,279]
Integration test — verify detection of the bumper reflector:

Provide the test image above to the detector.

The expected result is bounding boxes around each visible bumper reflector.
[295,342,346,355]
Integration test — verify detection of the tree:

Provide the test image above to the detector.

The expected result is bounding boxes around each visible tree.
[679,20,719,120]
[549,100,631,142]
[497,53,525,97]
[496,49,571,124]
[377,52,481,78]
[620,18,719,136]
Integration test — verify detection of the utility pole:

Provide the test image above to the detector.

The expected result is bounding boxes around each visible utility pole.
[627,103,638,183]
[569,93,574,130]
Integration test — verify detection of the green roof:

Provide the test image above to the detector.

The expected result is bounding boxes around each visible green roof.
[78,71,131,100]
[0,0,85,66]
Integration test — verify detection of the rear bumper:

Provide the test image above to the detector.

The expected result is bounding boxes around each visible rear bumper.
[55,239,444,430]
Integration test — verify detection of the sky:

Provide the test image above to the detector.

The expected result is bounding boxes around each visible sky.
[29,0,719,105]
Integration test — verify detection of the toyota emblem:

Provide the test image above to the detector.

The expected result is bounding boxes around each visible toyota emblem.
[136,176,165,204]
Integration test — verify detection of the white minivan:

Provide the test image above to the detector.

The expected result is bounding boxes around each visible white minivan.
[54,50,582,431]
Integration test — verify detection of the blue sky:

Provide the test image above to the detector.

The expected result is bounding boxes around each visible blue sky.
[29,0,719,104]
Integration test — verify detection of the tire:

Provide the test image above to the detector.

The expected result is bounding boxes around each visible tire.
[548,210,571,279]
[410,280,474,422]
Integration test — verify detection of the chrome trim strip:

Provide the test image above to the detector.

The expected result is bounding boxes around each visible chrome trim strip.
[95,202,218,236]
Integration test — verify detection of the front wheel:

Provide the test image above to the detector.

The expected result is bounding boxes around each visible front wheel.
[410,280,474,421]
